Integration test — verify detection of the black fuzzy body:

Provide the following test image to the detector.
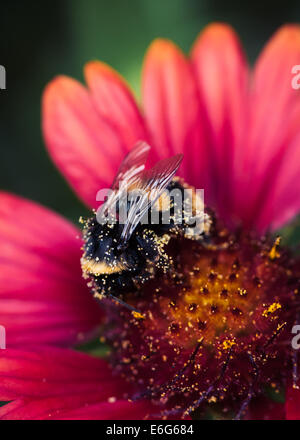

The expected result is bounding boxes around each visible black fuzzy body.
[81,178,211,299]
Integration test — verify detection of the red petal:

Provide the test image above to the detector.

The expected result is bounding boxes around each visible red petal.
[48,400,155,420]
[191,23,249,222]
[42,76,129,209]
[286,385,300,419]
[0,398,155,420]
[142,39,205,184]
[0,192,102,347]
[84,61,149,152]
[0,347,110,400]
[236,25,300,231]
[0,347,154,420]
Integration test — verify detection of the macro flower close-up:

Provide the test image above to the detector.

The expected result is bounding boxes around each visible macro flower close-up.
[1,1,300,423]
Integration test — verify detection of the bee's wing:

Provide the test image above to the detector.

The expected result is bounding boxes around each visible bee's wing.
[101,141,151,217]
[118,153,183,247]
[111,141,151,190]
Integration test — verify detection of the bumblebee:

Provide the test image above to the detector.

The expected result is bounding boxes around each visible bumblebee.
[81,142,211,314]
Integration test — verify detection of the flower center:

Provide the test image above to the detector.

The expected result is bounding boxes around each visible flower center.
[102,222,299,417]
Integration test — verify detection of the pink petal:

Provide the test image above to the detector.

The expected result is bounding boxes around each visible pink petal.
[286,385,300,419]
[0,192,103,347]
[84,61,150,154]
[0,398,155,420]
[142,39,205,184]
[47,400,155,420]
[43,76,136,209]
[0,347,120,400]
[0,347,154,420]
[235,25,300,231]
[191,23,249,222]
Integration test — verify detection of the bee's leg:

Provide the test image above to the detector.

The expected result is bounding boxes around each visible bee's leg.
[107,293,144,317]
[234,353,259,420]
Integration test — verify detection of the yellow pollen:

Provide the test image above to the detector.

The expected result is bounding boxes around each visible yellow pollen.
[132,311,146,320]
[277,322,286,332]
[156,251,268,348]
[81,258,127,275]
[237,288,247,296]
[222,339,236,350]
[269,237,281,260]
[262,302,281,317]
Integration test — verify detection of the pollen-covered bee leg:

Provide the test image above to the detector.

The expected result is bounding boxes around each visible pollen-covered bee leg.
[107,293,144,318]
[234,353,259,420]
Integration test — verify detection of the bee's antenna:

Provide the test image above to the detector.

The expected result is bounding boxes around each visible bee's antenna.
[108,294,145,319]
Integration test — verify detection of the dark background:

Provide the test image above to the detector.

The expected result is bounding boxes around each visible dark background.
[0,0,300,223]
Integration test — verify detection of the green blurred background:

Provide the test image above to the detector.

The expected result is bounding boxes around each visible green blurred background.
[1,0,300,224]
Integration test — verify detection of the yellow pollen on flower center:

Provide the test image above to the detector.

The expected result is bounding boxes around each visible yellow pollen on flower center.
[262,302,282,317]
[105,230,299,413]
[269,237,281,260]
[156,251,276,349]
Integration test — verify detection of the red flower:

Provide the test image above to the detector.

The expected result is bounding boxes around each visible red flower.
[1,23,300,419]
[0,347,155,419]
